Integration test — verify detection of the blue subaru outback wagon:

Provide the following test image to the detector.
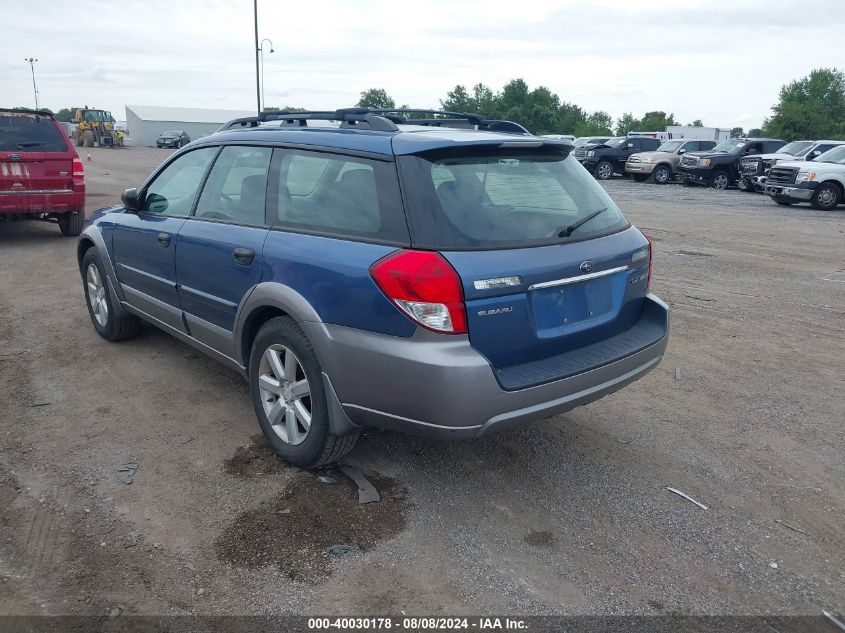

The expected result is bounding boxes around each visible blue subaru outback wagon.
[78,108,669,467]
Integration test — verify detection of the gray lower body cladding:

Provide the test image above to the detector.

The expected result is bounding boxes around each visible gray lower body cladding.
[305,294,669,439]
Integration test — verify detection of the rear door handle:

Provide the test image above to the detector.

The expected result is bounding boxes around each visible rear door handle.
[157,232,171,247]
[233,247,255,266]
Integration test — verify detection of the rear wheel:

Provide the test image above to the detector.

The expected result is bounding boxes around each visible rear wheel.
[811,183,841,211]
[711,171,730,190]
[58,210,84,236]
[83,130,95,147]
[82,249,141,341]
[249,317,358,468]
[594,160,614,180]
[653,164,672,185]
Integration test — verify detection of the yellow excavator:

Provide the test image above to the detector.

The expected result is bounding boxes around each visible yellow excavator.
[72,107,123,148]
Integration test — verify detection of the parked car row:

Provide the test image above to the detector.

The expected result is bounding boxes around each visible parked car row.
[615,133,844,210]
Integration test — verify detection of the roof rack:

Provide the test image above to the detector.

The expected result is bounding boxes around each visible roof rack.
[219,108,531,135]
[363,108,530,135]
[220,109,400,132]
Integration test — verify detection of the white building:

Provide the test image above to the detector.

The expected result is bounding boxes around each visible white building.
[125,105,255,147]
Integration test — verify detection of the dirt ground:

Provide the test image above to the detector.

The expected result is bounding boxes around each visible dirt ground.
[0,146,842,617]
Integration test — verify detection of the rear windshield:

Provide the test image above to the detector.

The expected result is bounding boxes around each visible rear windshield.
[398,151,629,250]
[0,113,68,152]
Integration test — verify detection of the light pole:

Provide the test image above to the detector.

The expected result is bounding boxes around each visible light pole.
[25,57,39,110]
[259,39,274,112]
[253,0,261,114]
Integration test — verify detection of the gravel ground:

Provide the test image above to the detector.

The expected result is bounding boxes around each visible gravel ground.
[0,146,842,617]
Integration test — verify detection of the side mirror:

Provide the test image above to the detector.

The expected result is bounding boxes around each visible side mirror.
[627,143,634,149]
[678,148,686,154]
[807,150,821,161]
[121,187,141,212]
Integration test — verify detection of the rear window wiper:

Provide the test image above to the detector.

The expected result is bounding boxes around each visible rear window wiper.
[16,142,51,148]
[557,206,608,238]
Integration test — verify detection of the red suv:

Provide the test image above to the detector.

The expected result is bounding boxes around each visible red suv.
[0,108,86,236]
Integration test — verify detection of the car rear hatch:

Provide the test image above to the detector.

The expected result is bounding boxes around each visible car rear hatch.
[395,140,662,389]
[0,111,75,202]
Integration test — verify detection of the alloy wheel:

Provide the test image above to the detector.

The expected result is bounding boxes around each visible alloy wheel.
[598,163,612,179]
[713,174,729,190]
[655,167,670,184]
[86,263,109,327]
[258,344,312,445]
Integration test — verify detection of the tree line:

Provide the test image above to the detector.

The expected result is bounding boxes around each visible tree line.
[350,68,845,141]
[21,67,844,142]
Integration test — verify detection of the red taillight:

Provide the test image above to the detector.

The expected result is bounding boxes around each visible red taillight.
[645,235,653,288]
[72,155,84,176]
[370,249,467,334]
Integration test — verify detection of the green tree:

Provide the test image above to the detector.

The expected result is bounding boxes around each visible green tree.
[689,119,704,127]
[556,102,587,135]
[574,111,613,136]
[764,68,845,140]
[730,127,745,138]
[55,108,74,122]
[471,83,498,116]
[615,113,640,136]
[356,88,395,109]
[440,85,475,113]
[748,128,764,137]
[639,111,678,131]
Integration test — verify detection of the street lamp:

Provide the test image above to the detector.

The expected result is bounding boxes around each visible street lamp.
[253,0,260,114]
[25,57,39,110]
[259,39,274,112]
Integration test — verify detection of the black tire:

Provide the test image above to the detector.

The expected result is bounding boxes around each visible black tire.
[83,130,95,148]
[653,164,672,185]
[811,182,842,211]
[58,210,85,237]
[249,316,358,468]
[594,160,614,180]
[711,171,730,190]
[81,248,141,341]
[631,174,648,182]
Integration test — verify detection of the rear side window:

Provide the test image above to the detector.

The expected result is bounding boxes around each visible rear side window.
[0,113,67,152]
[270,150,409,244]
[195,146,272,226]
[399,151,629,250]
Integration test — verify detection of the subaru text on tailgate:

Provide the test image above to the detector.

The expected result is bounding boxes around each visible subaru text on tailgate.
[77,108,669,467]
[0,108,86,235]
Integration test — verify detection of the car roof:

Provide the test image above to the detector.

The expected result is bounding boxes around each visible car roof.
[739,138,785,142]
[0,107,57,118]
[198,124,568,157]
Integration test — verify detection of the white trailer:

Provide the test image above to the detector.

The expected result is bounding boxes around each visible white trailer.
[628,127,731,142]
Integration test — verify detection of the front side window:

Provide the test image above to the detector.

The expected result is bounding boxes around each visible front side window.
[142,147,217,216]
[272,150,408,243]
[195,146,272,225]
[399,151,629,250]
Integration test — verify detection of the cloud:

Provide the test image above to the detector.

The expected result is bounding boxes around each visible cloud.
[1,0,843,130]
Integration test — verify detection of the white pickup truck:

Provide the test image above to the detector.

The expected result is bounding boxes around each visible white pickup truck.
[765,145,845,210]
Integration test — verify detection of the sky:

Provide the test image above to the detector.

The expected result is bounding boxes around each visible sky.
[2,0,844,131]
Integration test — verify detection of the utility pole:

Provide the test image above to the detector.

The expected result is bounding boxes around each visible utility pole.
[254,0,261,115]
[25,58,39,110]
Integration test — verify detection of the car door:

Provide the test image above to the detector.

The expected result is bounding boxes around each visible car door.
[112,146,218,332]
[175,145,273,356]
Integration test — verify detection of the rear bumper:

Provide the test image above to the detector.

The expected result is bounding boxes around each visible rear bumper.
[306,294,669,439]
[765,182,816,201]
[0,190,85,214]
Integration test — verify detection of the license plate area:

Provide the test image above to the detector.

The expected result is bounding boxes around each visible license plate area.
[532,276,614,332]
